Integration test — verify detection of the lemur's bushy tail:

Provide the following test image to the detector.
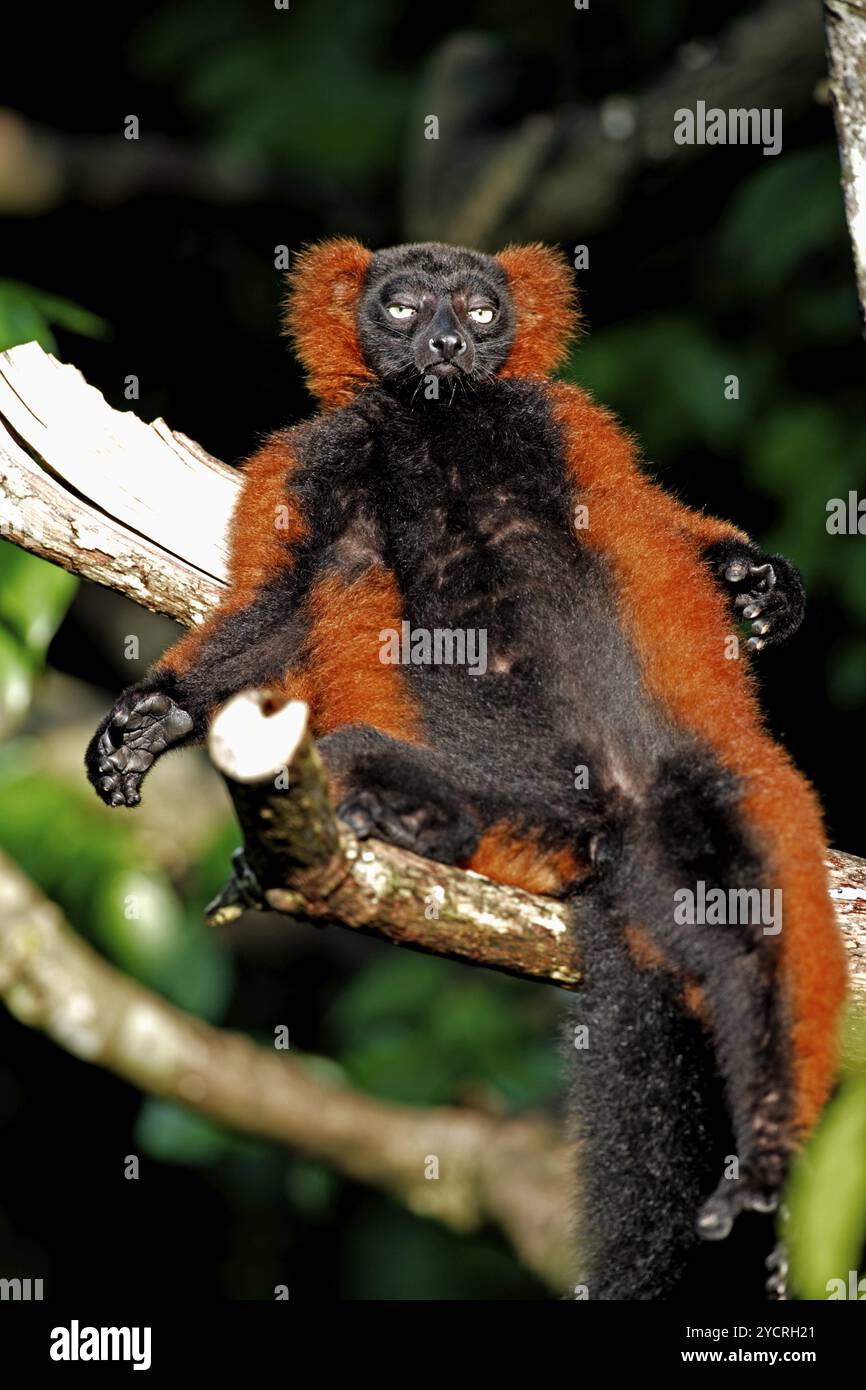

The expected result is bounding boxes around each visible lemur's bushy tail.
[565,757,782,1301]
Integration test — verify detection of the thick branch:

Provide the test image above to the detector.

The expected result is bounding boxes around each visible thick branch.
[825,0,866,319]
[0,342,236,624]
[0,850,573,1291]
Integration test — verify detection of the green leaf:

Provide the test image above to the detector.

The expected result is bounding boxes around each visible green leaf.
[0,544,78,654]
[91,867,232,1016]
[0,756,231,1017]
[786,1076,866,1300]
[136,1099,234,1165]
[828,638,866,711]
[714,147,847,296]
[133,0,410,176]
[0,544,78,733]
[0,626,35,740]
[326,951,448,1043]
[571,315,764,456]
[285,1157,339,1217]
[0,280,108,352]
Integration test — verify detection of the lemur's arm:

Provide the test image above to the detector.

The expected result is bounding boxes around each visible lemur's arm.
[555,382,805,650]
[86,434,310,806]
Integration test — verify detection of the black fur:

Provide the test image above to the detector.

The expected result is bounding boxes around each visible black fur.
[357,242,516,389]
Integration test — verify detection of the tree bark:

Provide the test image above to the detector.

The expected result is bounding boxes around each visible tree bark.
[825,0,866,320]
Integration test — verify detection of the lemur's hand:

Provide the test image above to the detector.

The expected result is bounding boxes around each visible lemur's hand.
[705,540,805,652]
[86,689,193,807]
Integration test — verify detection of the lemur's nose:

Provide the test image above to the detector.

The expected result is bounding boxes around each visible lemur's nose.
[428,332,466,361]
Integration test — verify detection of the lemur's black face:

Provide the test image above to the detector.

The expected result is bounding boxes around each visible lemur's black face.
[357,242,516,390]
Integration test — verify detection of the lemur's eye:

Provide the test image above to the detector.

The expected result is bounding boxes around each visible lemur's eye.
[387,304,416,320]
[468,306,495,325]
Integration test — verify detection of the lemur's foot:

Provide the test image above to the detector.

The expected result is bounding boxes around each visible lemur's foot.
[87,690,193,807]
[337,786,478,864]
[705,540,805,651]
[697,1169,782,1242]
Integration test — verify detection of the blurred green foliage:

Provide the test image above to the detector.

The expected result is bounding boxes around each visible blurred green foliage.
[0,545,78,737]
[0,280,108,354]
[132,0,411,176]
[326,951,560,1108]
[570,146,866,713]
[0,742,232,1017]
[787,1068,866,1300]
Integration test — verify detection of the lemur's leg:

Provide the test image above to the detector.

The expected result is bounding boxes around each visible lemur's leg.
[702,538,805,651]
[616,752,796,1239]
[317,725,480,864]
[318,726,591,897]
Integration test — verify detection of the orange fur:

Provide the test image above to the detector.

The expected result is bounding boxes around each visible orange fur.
[303,567,424,743]
[625,922,672,973]
[282,238,375,409]
[681,980,712,1030]
[497,243,581,380]
[161,437,307,678]
[625,925,711,1029]
[466,823,584,895]
[550,381,847,1133]
[283,238,582,407]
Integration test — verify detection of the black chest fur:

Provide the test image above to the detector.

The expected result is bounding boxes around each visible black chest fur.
[363,379,583,630]
[296,379,666,786]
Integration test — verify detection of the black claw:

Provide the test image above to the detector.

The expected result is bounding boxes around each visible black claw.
[765,1242,789,1299]
[697,1200,734,1242]
[745,1189,778,1215]
[749,562,776,588]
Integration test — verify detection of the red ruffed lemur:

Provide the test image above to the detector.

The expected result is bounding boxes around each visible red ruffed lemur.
[85,239,847,1300]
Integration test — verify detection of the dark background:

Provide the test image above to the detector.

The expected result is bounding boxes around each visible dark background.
[0,0,863,1301]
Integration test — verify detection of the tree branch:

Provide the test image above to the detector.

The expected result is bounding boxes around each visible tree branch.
[204,690,866,1016]
[0,849,573,1291]
[0,341,234,625]
[206,691,579,987]
[825,0,866,321]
